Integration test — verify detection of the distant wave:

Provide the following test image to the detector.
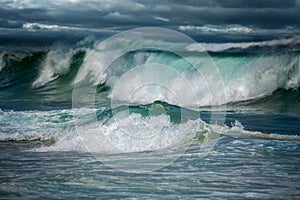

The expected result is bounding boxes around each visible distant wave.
[211,121,300,142]
[188,37,300,52]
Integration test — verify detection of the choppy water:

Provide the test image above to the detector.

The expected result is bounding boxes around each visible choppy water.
[0,36,300,199]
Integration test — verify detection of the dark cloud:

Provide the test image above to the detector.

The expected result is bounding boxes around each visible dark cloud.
[173,7,300,29]
[0,18,23,28]
[1,0,299,28]
[204,0,296,9]
[0,0,299,43]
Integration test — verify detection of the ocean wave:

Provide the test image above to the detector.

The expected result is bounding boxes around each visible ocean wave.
[32,49,74,88]
[0,109,75,142]
[0,38,299,110]
[217,121,300,142]
[38,112,203,153]
[78,49,299,107]
[188,37,300,52]
[0,107,204,153]
[0,108,298,154]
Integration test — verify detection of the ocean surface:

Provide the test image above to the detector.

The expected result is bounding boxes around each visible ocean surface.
[0,36,300,199]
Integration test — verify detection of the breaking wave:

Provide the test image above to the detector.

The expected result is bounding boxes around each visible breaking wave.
[0,37,299,117]
[0,106,299,154]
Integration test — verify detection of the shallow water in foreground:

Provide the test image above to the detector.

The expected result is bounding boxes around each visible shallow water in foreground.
[0,109,299,199]
[1,138,299,199]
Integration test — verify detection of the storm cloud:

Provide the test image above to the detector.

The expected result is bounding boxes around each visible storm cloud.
[0,0,299,44]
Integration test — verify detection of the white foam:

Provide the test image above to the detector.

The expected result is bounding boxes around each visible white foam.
[3,109,297,153]
[221,54,293,102]
[32,49,74,88]
[284,56,300,89]
[38,116,300,154]
[0,109,75,142]
[38,112,203,153]
[219,121,300,142]
[74,49,108,86]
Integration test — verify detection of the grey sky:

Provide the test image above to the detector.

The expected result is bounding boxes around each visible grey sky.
[0,0,299,44]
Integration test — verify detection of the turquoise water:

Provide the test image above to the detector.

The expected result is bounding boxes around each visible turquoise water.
[0,40,300,199]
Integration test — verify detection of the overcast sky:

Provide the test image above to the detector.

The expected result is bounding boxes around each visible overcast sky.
[0,0,300,45]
